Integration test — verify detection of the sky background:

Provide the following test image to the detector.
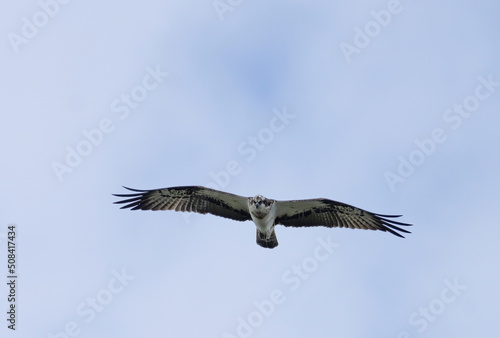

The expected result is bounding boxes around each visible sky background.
[1,0,499,337]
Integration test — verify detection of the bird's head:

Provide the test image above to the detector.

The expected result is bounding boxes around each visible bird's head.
[249,195,274,217]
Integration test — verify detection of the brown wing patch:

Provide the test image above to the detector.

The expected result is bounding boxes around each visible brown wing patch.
[275,198,411,238]
[113,186,251,222]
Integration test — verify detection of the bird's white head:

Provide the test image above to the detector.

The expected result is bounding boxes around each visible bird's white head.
[249,195,274,219]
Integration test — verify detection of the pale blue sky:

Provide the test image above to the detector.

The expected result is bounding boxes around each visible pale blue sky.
[1,1,499,337]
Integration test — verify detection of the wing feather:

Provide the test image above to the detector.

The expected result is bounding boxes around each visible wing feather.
[274,198,411,238]
[113,186,251,222]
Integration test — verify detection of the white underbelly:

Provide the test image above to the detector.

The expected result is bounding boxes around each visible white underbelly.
[250,207,276,235]
[252,215,274,233]
[248,202,277,236]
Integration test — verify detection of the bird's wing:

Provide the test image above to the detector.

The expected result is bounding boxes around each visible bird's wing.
[274,199,411,237]
[113,186,251,221]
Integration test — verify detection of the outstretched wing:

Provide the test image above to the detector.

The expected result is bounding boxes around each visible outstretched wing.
[274,199,411,238]
[113,186,251,222]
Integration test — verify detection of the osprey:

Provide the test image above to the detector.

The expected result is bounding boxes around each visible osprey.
[113,186,411,249]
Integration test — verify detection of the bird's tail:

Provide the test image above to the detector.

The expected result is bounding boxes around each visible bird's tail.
[256,229,279,249]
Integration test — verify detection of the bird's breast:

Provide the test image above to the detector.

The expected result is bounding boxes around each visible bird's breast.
[250,206,276,233]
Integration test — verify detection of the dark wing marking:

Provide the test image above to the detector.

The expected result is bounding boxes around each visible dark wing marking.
[113,186,251,222]
[274,199,411,238]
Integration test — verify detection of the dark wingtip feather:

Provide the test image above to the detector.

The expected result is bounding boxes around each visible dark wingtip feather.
[374,213,412,238]
[122,186,150,192]
[112,187,147,197]
[113,187,150,209]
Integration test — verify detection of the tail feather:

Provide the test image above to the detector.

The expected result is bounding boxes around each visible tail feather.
[256,229,279,249]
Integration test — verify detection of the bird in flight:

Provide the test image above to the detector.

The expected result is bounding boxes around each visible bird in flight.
[113,186,411,249]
